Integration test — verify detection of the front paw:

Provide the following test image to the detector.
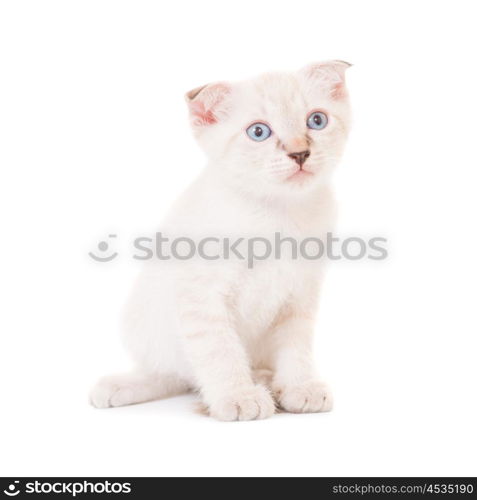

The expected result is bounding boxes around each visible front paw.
[89,377,132,408]
[208,385,275,421]
[274,380,333,413]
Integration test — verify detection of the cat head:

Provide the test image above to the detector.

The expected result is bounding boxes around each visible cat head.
[185,61,351,198]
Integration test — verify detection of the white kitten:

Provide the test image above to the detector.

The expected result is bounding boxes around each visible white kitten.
[90,61,351,420]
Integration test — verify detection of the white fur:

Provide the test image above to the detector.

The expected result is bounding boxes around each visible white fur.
[90,61,351,420]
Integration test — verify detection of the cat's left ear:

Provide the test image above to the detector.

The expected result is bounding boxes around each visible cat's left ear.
[300,60,352,99]
[185,82,232,128]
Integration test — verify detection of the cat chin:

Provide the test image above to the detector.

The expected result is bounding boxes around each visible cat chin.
[282,168,324,190]
[285,172,333,197]
[286,169,315,182]
[268,177,324,199]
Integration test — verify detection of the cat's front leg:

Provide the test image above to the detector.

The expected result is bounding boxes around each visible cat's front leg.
[271,309,333,413]
[178,279,275,421]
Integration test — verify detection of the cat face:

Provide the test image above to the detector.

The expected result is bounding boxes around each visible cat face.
[186,61,351,198]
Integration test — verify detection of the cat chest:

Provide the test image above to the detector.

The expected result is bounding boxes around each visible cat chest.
[234,260,317,335]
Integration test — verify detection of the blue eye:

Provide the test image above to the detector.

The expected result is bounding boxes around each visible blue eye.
[246,122,272,141]
[307,111,328,130]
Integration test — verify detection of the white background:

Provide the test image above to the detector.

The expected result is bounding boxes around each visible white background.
[1,0,476,477]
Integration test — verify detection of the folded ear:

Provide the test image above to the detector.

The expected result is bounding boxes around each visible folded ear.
[185,82,231,128]
[301,60,352,99]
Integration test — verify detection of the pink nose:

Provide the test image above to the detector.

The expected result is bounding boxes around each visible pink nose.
[288,150,310,167]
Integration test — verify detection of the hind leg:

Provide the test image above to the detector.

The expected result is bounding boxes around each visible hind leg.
[89,371,190,409]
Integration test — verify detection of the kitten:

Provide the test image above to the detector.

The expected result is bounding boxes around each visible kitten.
[90,61,351,421]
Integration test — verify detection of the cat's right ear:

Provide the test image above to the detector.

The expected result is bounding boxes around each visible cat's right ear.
[300,60,352,99]
[185,82,232,128]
